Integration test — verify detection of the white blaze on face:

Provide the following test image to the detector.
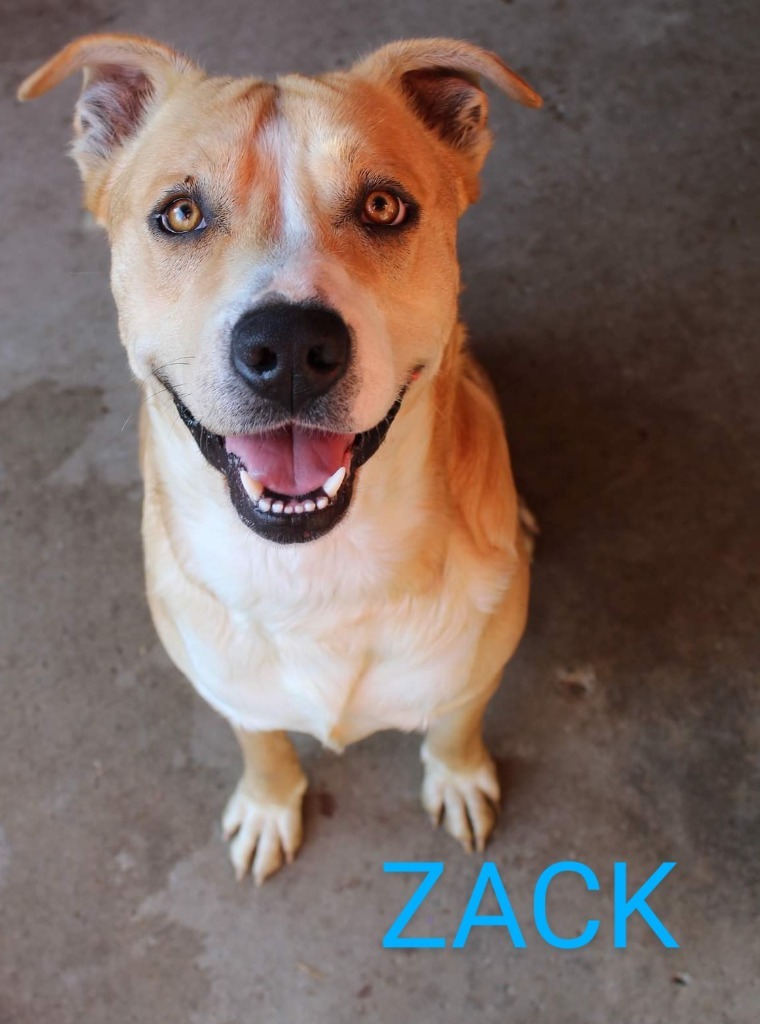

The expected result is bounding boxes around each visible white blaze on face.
[249,114,399,432]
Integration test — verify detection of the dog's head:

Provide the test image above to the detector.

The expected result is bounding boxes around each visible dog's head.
[19,34,540,543]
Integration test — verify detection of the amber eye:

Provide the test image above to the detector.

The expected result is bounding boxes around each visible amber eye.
[361,190,407,227]
[158,197,205,234]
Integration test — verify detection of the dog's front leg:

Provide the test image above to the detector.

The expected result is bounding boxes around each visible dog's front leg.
[222,727,308,884]
[421,694,500,854]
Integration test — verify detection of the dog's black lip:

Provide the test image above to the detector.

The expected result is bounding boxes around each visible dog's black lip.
[164,381,410,544]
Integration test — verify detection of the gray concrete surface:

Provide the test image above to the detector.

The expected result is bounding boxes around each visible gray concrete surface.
[1,0,758,1021]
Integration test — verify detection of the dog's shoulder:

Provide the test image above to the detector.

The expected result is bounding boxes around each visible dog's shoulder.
[434,329,521,569]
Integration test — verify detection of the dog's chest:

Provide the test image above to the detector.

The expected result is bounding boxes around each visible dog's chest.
[174,533,491,748]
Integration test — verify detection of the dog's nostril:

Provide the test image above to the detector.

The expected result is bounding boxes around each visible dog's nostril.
[248,346,278,375]
[307,344,340,374]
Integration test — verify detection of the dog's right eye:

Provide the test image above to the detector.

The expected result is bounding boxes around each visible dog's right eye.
[156,197,206,235]
[361,190,407,227]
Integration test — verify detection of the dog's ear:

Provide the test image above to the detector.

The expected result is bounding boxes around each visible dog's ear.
[353,38,541,207]
[18,33,201,213]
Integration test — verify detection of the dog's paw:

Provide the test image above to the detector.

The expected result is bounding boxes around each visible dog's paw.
[421,746,500,853]
[222,781,305,885]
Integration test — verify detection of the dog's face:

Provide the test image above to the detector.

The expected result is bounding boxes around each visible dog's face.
[20,35,540,543]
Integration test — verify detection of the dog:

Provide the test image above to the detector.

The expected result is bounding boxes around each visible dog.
[19,34,541,884]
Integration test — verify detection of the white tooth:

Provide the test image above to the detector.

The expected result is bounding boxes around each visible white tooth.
[316,496,329,510]
[284,504,295,514]
[322,466,346,498]
[258,498,272,513]
[271,501,284,514]
[303,500,316,513]
[294,503,305,514]
[240,469,264,502]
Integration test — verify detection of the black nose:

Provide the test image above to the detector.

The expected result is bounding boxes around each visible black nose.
[230,302,351,414]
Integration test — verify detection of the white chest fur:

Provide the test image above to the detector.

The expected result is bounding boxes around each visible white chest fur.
[173,565,490,749]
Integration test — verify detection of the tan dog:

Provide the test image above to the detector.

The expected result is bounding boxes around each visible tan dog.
[19,34,541,883]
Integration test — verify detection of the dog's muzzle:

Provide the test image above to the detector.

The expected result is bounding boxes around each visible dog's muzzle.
[156,299,419,543]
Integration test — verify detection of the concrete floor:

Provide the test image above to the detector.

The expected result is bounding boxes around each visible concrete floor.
[1,0,758,1021]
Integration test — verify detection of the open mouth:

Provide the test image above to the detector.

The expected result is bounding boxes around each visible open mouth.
[170,384,410,544]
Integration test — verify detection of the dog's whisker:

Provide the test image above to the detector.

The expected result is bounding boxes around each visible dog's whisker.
[144,380,195,404]
[152,356,196,374]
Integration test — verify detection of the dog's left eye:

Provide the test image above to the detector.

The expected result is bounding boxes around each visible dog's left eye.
[156,197,206,235]
[361,190,407,227]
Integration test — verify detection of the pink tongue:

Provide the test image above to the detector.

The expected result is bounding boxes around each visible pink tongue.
[226,425,354,497]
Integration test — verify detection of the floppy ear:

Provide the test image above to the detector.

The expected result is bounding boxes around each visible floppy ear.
[353,38,542,207]
[18,33,201,212]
